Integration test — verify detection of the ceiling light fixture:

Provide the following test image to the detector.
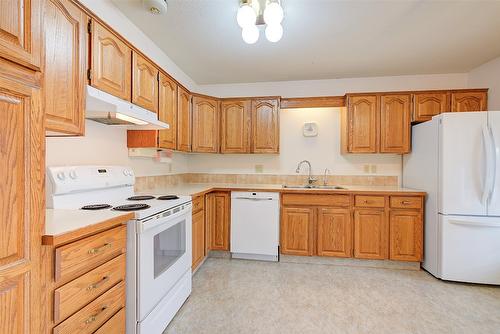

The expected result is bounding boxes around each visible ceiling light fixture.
[237,0,284,44]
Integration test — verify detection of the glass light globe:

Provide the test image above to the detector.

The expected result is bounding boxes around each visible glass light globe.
[237,4,257,28]
[242,25,259,44]
[263,2,284,25]
[265,23,283,42]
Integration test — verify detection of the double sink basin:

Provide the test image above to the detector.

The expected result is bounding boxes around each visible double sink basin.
[282,184,346,190]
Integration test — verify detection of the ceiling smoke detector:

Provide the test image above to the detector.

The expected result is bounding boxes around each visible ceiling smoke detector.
[143,0,168,15]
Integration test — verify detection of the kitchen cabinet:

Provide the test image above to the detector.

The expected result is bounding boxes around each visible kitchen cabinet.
[344,94,379,153]
[412,91,449,123]
[158,72,177,149]
[251,98,280,153]
[317,208,352,258]
[192,196,206,270]
[451,90,488,112]
[132,51,158,113]
[0,0,42,70]
[207,192,230,251]
[177,86,192,152]
[192,96,219,153]
[389,210,423,262]
[353,209,387,260]
[89,20,131,101]
[220,99,251,153]
[0,62,44,334]
[280,207,315,256]
[44,0,86,135]
[380,94,411,153]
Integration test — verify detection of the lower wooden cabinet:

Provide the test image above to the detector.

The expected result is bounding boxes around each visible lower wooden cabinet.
[192,202,205,270]
[389,210,423,262]
[206,192,230,251]
[317,208,352,258]
[353,209,387,260]
[280,207,315,256]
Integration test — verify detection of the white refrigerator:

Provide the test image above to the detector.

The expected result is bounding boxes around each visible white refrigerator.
[403,111,500,285]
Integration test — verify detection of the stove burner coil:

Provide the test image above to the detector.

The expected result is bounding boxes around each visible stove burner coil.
[81,204,112,210]
[157,195,180,200]
[113,204,151,211]
[127,195,155,201]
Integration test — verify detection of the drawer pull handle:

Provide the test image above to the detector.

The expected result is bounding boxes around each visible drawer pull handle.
[84,306,107,325]
[401,201,411,205]
[88,243,111,255]
[363,200,369,203]
[87,276,110,291]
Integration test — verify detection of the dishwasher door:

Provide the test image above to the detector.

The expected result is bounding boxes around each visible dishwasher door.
[230,192,280,262]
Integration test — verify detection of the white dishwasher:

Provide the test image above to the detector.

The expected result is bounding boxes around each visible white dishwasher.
[230,192,280,262]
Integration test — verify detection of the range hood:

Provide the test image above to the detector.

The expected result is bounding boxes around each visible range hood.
[85,85,169,129]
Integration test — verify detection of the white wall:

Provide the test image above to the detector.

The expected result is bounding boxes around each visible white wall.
[188,107,403,177]
[198,73,468,98]
[468,56,500,110]
[46,121,189,177]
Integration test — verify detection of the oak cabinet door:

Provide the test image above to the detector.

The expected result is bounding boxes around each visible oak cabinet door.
[0,68,43,334]
[44,0,86,135]
[280,207,314,256]
[412,92,449,123]
[177,86,191,152]
[207,192,230,251]
[90,21,131,101]
[158,73,177,149]
[389,210,423,262]
[353,209,387,260]
[380,94,411,153]
[132,51,158,113]
[0,0,42,69]
[192,209,205,269]
[347,95,378,153]
[451,91,488,112]
[251,99,279,153]
[220,100,251,153]
[317,208,352,258]
[192,96,219,153]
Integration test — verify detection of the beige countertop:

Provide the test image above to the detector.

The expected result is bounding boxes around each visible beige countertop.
[146,183,426,197]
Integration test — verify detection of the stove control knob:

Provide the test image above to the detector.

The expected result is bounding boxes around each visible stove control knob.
[69,170,77,179]
[123,170,129,176]
[56,172,66,181]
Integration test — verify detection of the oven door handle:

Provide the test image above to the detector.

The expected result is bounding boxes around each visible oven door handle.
[137,203,192,233]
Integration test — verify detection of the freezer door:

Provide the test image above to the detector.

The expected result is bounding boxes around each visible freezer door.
[439,112,488,215]
[487,111,500,216]
[440,215,500,285]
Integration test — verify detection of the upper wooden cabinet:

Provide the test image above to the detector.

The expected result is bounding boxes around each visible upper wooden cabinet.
[158,73,177,149]
[90,20,131,101]
[380,94,411,153]
[280,207,315,256]
[132,51,158,113]
[220,100,251,153]
[345,94,379,153]
[412,92,449,123]
[0,0,42,69]
[192,96,219,153]
[177,86,192,152]
[317,208,352,258]
[251,98,280,153]
[451,90,488,112]
[44,0,86,136]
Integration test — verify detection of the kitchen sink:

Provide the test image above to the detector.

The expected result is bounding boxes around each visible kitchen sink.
[282,184,346,190]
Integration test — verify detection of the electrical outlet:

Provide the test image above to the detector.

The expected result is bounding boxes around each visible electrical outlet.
[255,164,264,173]
[363,165,370,173]
[370,165,377,173]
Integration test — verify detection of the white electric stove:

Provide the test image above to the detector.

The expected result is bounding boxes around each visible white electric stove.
[46,166,192,334]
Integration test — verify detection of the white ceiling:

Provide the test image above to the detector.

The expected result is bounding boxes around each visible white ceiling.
[112,0,500,85]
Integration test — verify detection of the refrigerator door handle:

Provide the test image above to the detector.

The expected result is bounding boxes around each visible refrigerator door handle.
[482,125,495,205]
[488,125,497,203]
[450,219,500,228]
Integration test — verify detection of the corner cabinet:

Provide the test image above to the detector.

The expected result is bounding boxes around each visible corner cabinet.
[0,0,42,70]
[192,96,219,153]
[158,72,177,149]
[132,51,158,113]
[220,100,251,153]
[44,0,86,135]
[177,86,192,152]
[90,20,131,101]
[251,98,280,153]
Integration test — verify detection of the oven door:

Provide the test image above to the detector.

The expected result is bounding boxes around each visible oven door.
[137,204,192,321]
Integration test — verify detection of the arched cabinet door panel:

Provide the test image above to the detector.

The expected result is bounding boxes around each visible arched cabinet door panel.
[347,95,378,153]
[220,100,251,153]
[451,91,487,112]
[192,96,219,153]
[132,51,158,113]
[251,99,280,153]
[380,94,411,153]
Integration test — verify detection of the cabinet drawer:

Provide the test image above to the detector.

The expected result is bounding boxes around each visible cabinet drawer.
[55,226,126,282]
[192,195,204,214]
[53,281,125,334]
[54,254,126,322]
[390,196,422,209]
[354,195,385,208]
[282,194,350,207]
[94,308,125,334]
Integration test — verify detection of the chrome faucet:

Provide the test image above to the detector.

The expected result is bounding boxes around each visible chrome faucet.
[296,160,317,185]
[323,168,331,186]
